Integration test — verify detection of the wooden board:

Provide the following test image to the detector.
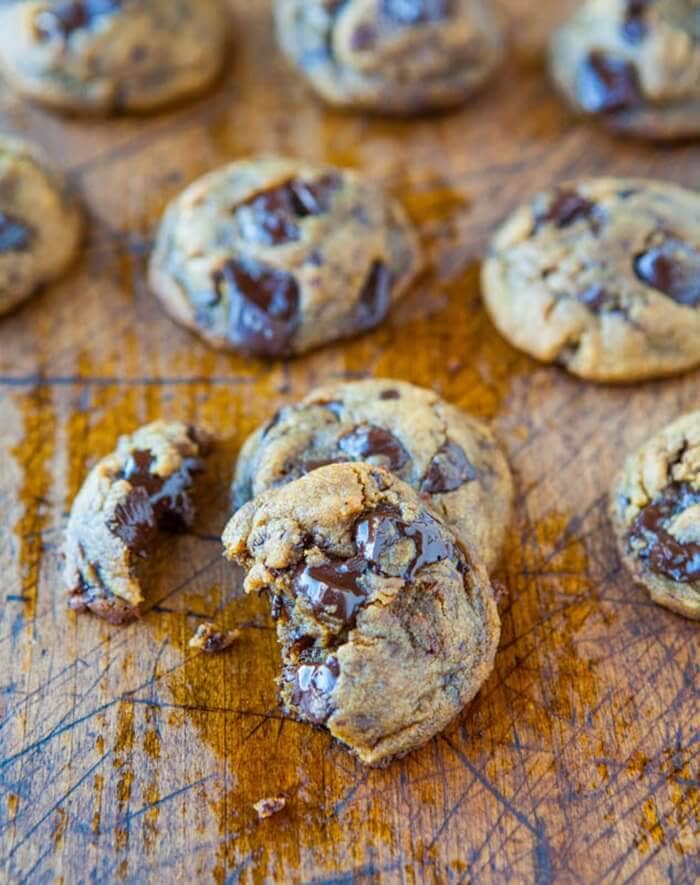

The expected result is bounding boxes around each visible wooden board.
[0,1,698,881]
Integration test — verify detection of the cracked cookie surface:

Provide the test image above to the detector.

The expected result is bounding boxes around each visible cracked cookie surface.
[610,411,700,620]
[275,0,504,114]
[0,135,82,316]
[0,0,228,114]
[550,0,700,140]
[233,379,513,572]
[223,463,500,766]
[149,156,421,358]
[64,421,211,624]
[481,178,700,382]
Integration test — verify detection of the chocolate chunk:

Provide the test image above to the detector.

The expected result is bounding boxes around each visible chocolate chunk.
[422,441,476,494]
[379,388,400,400]
[354,262,393,332]
[381,0,453,25]
[108,486,157,556]
[634,238,700,307]
[351,23,377,51]
[294,557,368,626]
[291,656,339,724]
[577,285,611,313]
[576,51,642,113]
[622,0,651,43]
[236,175,341,247]
[120,448,199,534]
[338,425,410,471]
[0,211,34,253]
[213,258,300,357]
[537,190,598,230]
[34,0,121,40]
[628,483,700,582]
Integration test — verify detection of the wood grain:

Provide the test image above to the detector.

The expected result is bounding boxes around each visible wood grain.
[0,1,698,882]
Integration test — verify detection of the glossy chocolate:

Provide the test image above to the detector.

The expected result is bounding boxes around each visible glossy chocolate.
[634,238,700,307]
[214,258,300,357]
[236,174,341,247]
[421,441,476,494]
[577,285,612,313]
[294,556,367,626]
[290,656,340,725]
[537,190,597,230]
[622,0,651,43]
[108,486,157,555]
[381,0,453,25]
[576,51,642,113]
[0,211,34,252]
[354,262,392,332]
[34,0,121,40]
[338,425,410,471]
[628,483,700,582]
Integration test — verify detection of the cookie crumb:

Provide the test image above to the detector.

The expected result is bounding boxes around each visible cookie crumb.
[253,796,286,820]
[189,623,240,653]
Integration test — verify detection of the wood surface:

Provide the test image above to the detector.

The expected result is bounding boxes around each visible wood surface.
[0,1,698,882]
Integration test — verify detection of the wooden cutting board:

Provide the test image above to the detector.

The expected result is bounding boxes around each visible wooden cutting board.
[0,1,697,881]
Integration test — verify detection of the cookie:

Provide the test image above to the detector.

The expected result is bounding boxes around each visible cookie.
[222,463,500,766]
[275,0,504,114]
[148,156,421,358]
[550,0,700,140]
[610,411,700,620]
[481,178,700,382]
[233,379,513,572]
[0,0,228,115]
[64,421,211,624]
[0,135,82,317]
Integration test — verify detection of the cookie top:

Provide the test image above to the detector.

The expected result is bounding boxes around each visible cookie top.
[0,0,228,114]
[550,0,700,140]
[275,0,504,113]
[64,421,211,624]
[610,411,700,620]
[223,463,500,766]
[233,379,513,572]
[481,178,700,382]
[148,156,421,358]
[0,134,82,316]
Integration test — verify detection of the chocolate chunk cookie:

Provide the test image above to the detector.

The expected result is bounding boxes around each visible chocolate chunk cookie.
[233,379,513,572]
[275,0,504,114]
[0,0,228,114]
[611,411,700,620]
[223,463,500,765]
[64,421,211,624]
[148,156,421,358]
[0,135,82,316]
[550,0,700,140]
[481,178,700,382]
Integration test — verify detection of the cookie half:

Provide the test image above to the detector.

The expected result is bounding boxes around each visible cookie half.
[275,0,504,114]
[0,135,82,317]
[610,411,700,620]
[550,0,700,140]
[64,421,211,624]
[223,463,500,766]
[0,0,228,114]
[149,156,421,358]
[233,379,513,572]
[481,178,700,382]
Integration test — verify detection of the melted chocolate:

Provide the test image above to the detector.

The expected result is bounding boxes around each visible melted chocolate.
[628,483,700,582]
[108,487,156,555]
[290,656,340,724]
[34,0,121,40]
[622,0,651,43]
[0,211,34,253]
[214,258,300,357]
[576,51,642,113]
[381,0,453,25]
[338,425,410,471]
[295,556,367,626]
[354,262,392,332]
[236,174,341,247]
[422,441,476,494]
[577,285,612,313]
[634,238,700,307]
[537,190,597,230]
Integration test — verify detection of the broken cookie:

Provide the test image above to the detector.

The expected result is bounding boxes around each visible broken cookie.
[189,622,241,652]
[222,463,500,766]
[64,421,212,624]
[610,410,700,620]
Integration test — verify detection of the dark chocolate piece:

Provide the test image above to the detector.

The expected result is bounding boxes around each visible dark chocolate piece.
[34,0,121,40]
[294,556,367,626]
[537,190,598,230]
[290,656,340,724]
[421,441,476,494]
[338,425,410,471]
[622,0,651,44]
[354,262,393,332]
[634,238,700,307]
[0,211,34,253]
[381,0,453,25]
[576,51,642,113]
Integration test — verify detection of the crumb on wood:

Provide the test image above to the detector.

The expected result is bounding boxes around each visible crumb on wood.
[254,796,286,820]
[188,622,240,653]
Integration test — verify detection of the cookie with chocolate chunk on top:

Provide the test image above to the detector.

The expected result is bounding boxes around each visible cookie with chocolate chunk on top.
[148,156,421,358]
